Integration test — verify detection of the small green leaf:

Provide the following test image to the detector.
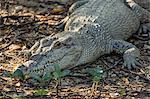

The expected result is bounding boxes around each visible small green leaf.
[53,71,62,80]
[53,64,71,80]
[34,89,48,95]
[54,64,61,72]
[12,69,25,80]
[86,66,103,82]
[88,67,103,76]
[42,71,52,81]
[13,96,23,99]
[3,70,12,77]
[61,70,70,77]
[53,64,62,79]
[119,87,126,98]
[93,76,102,82]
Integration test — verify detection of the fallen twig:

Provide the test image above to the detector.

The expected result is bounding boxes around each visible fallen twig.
[102,58,150,83]
[121,68,150,83]
[103,59,122,72]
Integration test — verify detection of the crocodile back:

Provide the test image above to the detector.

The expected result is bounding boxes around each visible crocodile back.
[65,0,140,40]
[64,0,140,64]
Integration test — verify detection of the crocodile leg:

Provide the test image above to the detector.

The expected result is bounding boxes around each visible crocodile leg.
[129,1,150,22]
[133,22,150,41]
[110,40,141,69]
[128,1,150,40]
[133,0,150,11]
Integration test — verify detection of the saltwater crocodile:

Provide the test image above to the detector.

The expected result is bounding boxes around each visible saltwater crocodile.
[14,0,150,79]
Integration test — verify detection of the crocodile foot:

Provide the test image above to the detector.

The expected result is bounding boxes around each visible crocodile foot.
[123,48,142,69]
[133,22,150,41]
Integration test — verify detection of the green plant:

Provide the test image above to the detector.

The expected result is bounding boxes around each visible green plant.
[12,68,25,80]
[52,64,70,97]
[13,96,24,99]
[86,66,104,97]
[16,69,53,85]
[53,64,70,80]
[33,89,49,96]
[119,87,126,98]
[87,66,103,82]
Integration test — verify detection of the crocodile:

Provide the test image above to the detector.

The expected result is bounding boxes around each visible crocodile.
[14,0,150,79]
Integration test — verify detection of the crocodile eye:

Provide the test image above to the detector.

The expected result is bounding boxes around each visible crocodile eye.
[53,41,62,49]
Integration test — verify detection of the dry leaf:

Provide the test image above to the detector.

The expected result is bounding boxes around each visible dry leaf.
[8,44,21,51]
[51,6,65,13]
[122,77,129,85]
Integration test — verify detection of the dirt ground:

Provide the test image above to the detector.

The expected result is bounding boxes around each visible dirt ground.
[0,0,150,98]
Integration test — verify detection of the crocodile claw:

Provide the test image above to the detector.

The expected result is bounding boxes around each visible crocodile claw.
[123,57,141,70]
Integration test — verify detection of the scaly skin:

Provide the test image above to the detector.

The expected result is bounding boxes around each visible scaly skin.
[14,0,150,79]
[133,0,150,11]
[128,0,150,40]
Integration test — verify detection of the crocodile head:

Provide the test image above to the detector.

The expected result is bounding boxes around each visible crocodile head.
[13,32,82,79]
